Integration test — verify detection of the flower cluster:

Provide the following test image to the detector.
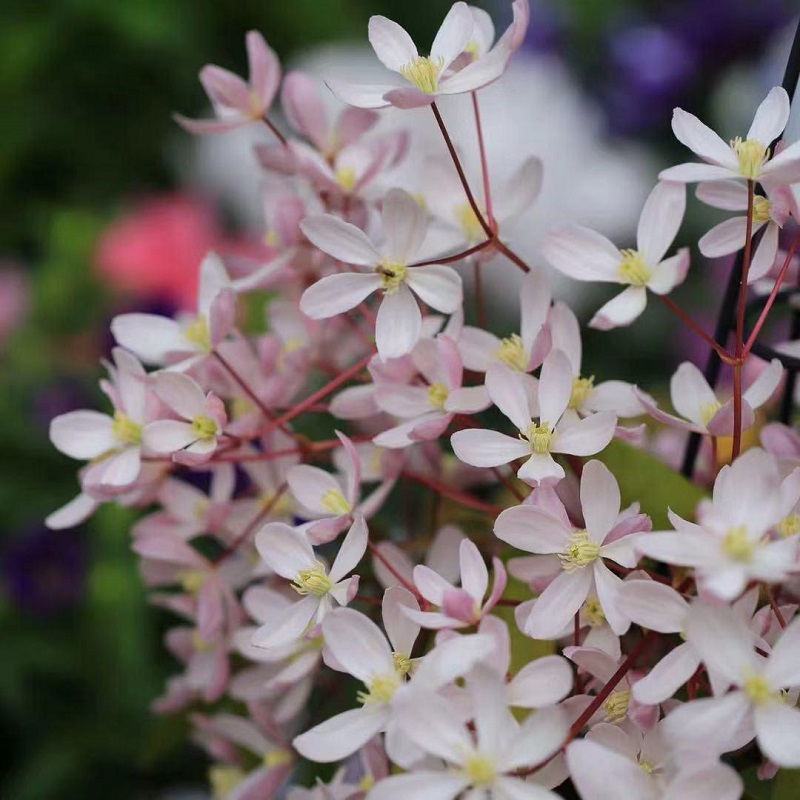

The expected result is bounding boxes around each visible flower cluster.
[48,4,800,798]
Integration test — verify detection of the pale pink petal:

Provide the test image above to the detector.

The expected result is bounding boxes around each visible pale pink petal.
[251,594,319,649]
[518,453,565,485]
[593,562,629,635]
[300,214,380,265]
[368,16,418,72]
[287,464,344,516]
[493,504,570,554]
[764,615,800,688]
[413,564,453,606]
[111,313,188,364]
[616,580,688,633]
[539,349,573,425]
[46,492,98,529]
[199,65,251,112]
[155,372,207,420]
[658,163,738,183]
[646,249,690,295]
[281,71,328,149]
[247,31,280,109]
[329,513,368,583]
[335,106,380,150]
[684,602,759,685]
[747,86,790,144]
[507,655,574,708]
[100,447,141,486]
[325,78,401,110]
[174,114,244,135]
[300,272,380,319]
[459,539,488,603]
[486,362,533,431]
[254,521,315,579]
[586,380,644,417]
[635,531,718,568]
[375,284,421,360]
[493,777,562,800]
[383,586,420,656]
[494,157,544,226]
[430,2,474,70]
[50,411,115,459]
[554,411,616,456]
[761,138,800,183]
[293,706,388,762]
[637,181,686,265]
[698,216,748,258]
[383,188,428,264]
[451,428,530,467]
[755,702,800,767]
[141,420,196,454]
[663,764,743,800]
[589,287,647,330]
[393,690,472,762]
[437,40,511,95]
[671,108,738,168]
[743,358,782,409]
[670,361,716,428]
[634,642,700,705]
[445,385,491,414]
[567,739,655,800]
[580,460,620,544]
[524,568,593,639]
[634,388,700,432]
[748,222,780,282]
[322,608,393,682]
[368,772,467,800]
[542,226,620,282]
[548,301,582,373]
[519,266,551,355]
[405,265,463,313]
[696,180,748,211]
[383,86,434,109]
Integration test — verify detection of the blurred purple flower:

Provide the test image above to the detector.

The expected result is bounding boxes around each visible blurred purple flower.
[1,526,87,617]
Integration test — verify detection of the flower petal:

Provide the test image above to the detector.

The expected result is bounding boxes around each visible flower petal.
[322,607,393,682]
[523,568,593,639]
[637,181,686,265]
[698,216,749,258]
[300,272,380,319]
[671,108,738,168]
[451,429,531,467]
[542,226,620,282]
[589,287,647,330]
[581,460,620,544]
[632,642,699,705]
[406,265,463,313]
[755,701,800,767]
[747,86,790,145]
[375,284,422,360]
[50,411,115,459]
[383,188,428,264]
[300,214,381,265]
[293,706,388,762]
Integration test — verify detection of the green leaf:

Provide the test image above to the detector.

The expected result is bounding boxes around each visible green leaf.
[774,769,800,799]
[597,439,708,528]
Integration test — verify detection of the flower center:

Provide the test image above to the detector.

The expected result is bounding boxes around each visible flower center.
[569,375,595,410]
[191,414,218,440]
[777,513,800,538]
[463,40,480,59]
[618,249,651,287]
[320,488,351,516]
[335,166,357,192]
[583,595,606,627]
[428,382,449,410]
[603,689,631,723]
[463,752,496,786]
[192,630,215,652]
[263,748,292,768]
[526,421,554,454]
[358,672,400,705]
[742,671,778,706]
[721,525,755,562]
[112,411,142,445]
[184,315,211,351]
[393,651,412,675]
[178,569,206,594]
[559,530,601,572]
[639,760,655,775]
[376,260,407,294]
[699,399,722,426]
[752,195,772,224]
[292,563,332,597]
[455,202,484,242]
[495,333,527,371]
[399,56,443,94]
[730,137,768,180]
[209,764,245,799]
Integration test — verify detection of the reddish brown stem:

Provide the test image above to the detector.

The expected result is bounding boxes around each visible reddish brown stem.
[471,92,494,228]
[367,540,422,601]
[404,470,504,516]
[765,583,788,629]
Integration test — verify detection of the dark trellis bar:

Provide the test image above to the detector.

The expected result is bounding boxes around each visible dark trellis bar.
[680,17,800,478]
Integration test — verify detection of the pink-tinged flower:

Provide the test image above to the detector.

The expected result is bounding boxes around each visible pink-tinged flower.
[176,31,280,134]
[292,589,421,762]
[458,268,551,374]
[543,181,689,329]
[368,669,566,800]
[282,70,379,158]
[50,348,151,487]
[192,711,293,800]
[636,449,800,600]
[659,86,800,185]
[451,352,617,485]
[299,189,463,360]
[142,372,227,464]
[327,1,529,111]
[635,358,782,437]
[548,301,645,419]
[373,335,490,449]
[252,516,367,649]
[405,538,506,629]
[567,722,743,800]
[287,431,396,545]
[662,602,800,767]
[761,422,800,470]
[696,180,794,283]
[495,460,644,638]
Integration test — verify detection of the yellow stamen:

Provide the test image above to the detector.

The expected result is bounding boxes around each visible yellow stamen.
[495,334,527,372]
[699,399,722,426]
[464,40,480,59]
[742,670,779,706]
[730,137,768,180]
[618,249,651,287]
[428,382,449,410]
[184,315,211,351]
[376,260,407,294]
[526,421,554,454]
[209,764,245,799]
[455,202,484,242]
[583,595,606,627]
[264,228,278,247]
[399,56,444,94]
[357,672,400,705]
[358,774,375,792]
[603,689,631,723]
[559,529,601,572]
[777,513,800,538]
[463,752,496,786]
[192,630,215,652]
[191,414,218,440]
[291,563,331,597]
[335,166,357,192]
[321,488,351,515]
[112,411,142,445]
[178,569,206,594]
[752,195,772,224]
[721,525,756,562]
[569,375,595,410]
[393,652,412,676]
[264,748,292,768]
